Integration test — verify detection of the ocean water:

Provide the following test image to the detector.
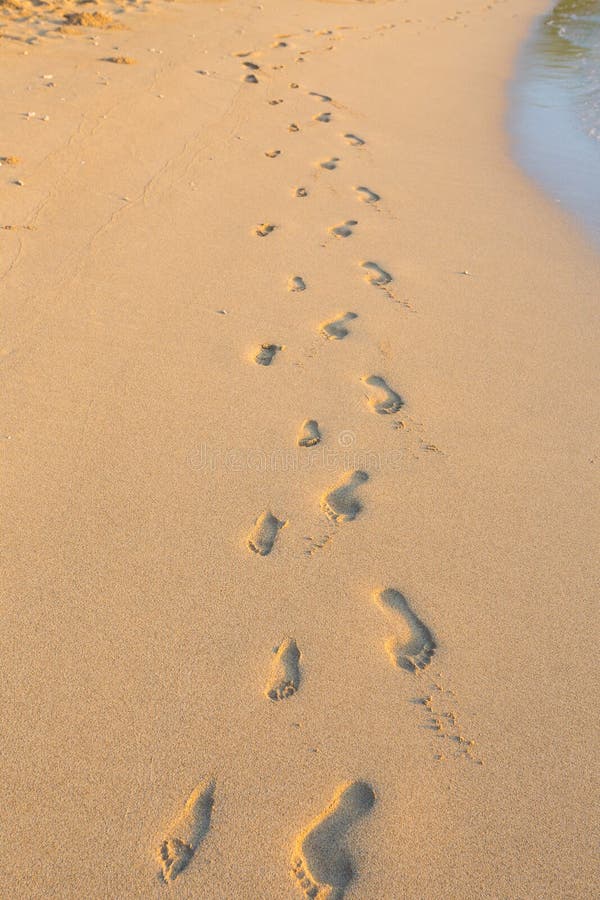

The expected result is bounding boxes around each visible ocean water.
[510,0,600,244]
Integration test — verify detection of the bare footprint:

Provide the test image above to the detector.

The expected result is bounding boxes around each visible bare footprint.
[355,185,380,204]
[329,220,357,238]
[248,510,285,555]
[362,375,402,414]
[298,419,321,447]
[288,275,306,292]
[255,223,276,237]
[291,781,375,899]
[319,157,340,171]
[103,56,137,65]
[320,312,357,341]
[373,588,436,672]
[157,780,215,883]
[255,343,281,366]
[321,470,368,523]
[360,261,391,286]
[265,637,301,700]
[344,133,365,146]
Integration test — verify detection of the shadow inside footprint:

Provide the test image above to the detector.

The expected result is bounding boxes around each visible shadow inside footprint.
[321,470,368,523]
[362,375,402,414]
[255,344,281,366]
[344,133,365,146]
[374,588,436,672]
[319,157,340,171]
[291,781,375,899]
[288,275,306,292]
[320,312,357,340]
[265,637,301,700]
[361,260,391,286]
[255,223,276,237]
[157,779,215,884]
[355,185,380,203]
[298,418,321,447]
[329,220,357,238]
[248,510,285,555]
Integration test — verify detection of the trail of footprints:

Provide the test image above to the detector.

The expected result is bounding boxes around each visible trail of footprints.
[155,25,476,896]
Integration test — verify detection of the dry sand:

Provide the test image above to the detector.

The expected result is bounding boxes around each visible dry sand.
[2,0,599,897]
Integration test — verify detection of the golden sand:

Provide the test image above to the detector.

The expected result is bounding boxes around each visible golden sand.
[2,0,598,896]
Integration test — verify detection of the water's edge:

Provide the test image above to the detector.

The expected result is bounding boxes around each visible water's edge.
[510,0,600,246]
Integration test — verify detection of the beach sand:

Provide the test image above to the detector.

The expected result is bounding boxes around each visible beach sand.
[2,0,599,897]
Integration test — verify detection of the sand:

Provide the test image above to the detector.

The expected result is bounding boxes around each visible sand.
[2,0,599,897]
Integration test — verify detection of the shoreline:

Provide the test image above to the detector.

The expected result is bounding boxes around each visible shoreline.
[2,1,599,897]
[509,0,600,251]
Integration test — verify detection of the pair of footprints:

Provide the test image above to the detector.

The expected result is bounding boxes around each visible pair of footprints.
[256,298,394,364]
[317,133,365,170]
[158,590,435,892]
[266,588,437,702]
[292,185,379,204]
[158,778,373,899]
[247,457,392,559]
[256,290,394,363]
[247,467,368,557]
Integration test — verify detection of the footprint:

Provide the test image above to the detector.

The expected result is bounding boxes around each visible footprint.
[265,149,281,158]
[355,185,380,204]
[255,223,276,237]
[289,123,300,132]
[362,375,402,414]
[294,186,309,198]
[248,510,285,555]
[321,470,368,523]
[373,588,436,672]
[344,133,365,146]
[319,157,340,171]
[288,275,306,292]
[291,781,375,899]
[157,780,215,884]
[314,111,332,123]
[309,91,332,102]
[298,419,321,447]
[320,312,357,341]
[360,261,391,286]
[265,637,301,700]
[255,344,281,366]
[329,220,357,238]
[243,73,259,84]
[103,56,137,65]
